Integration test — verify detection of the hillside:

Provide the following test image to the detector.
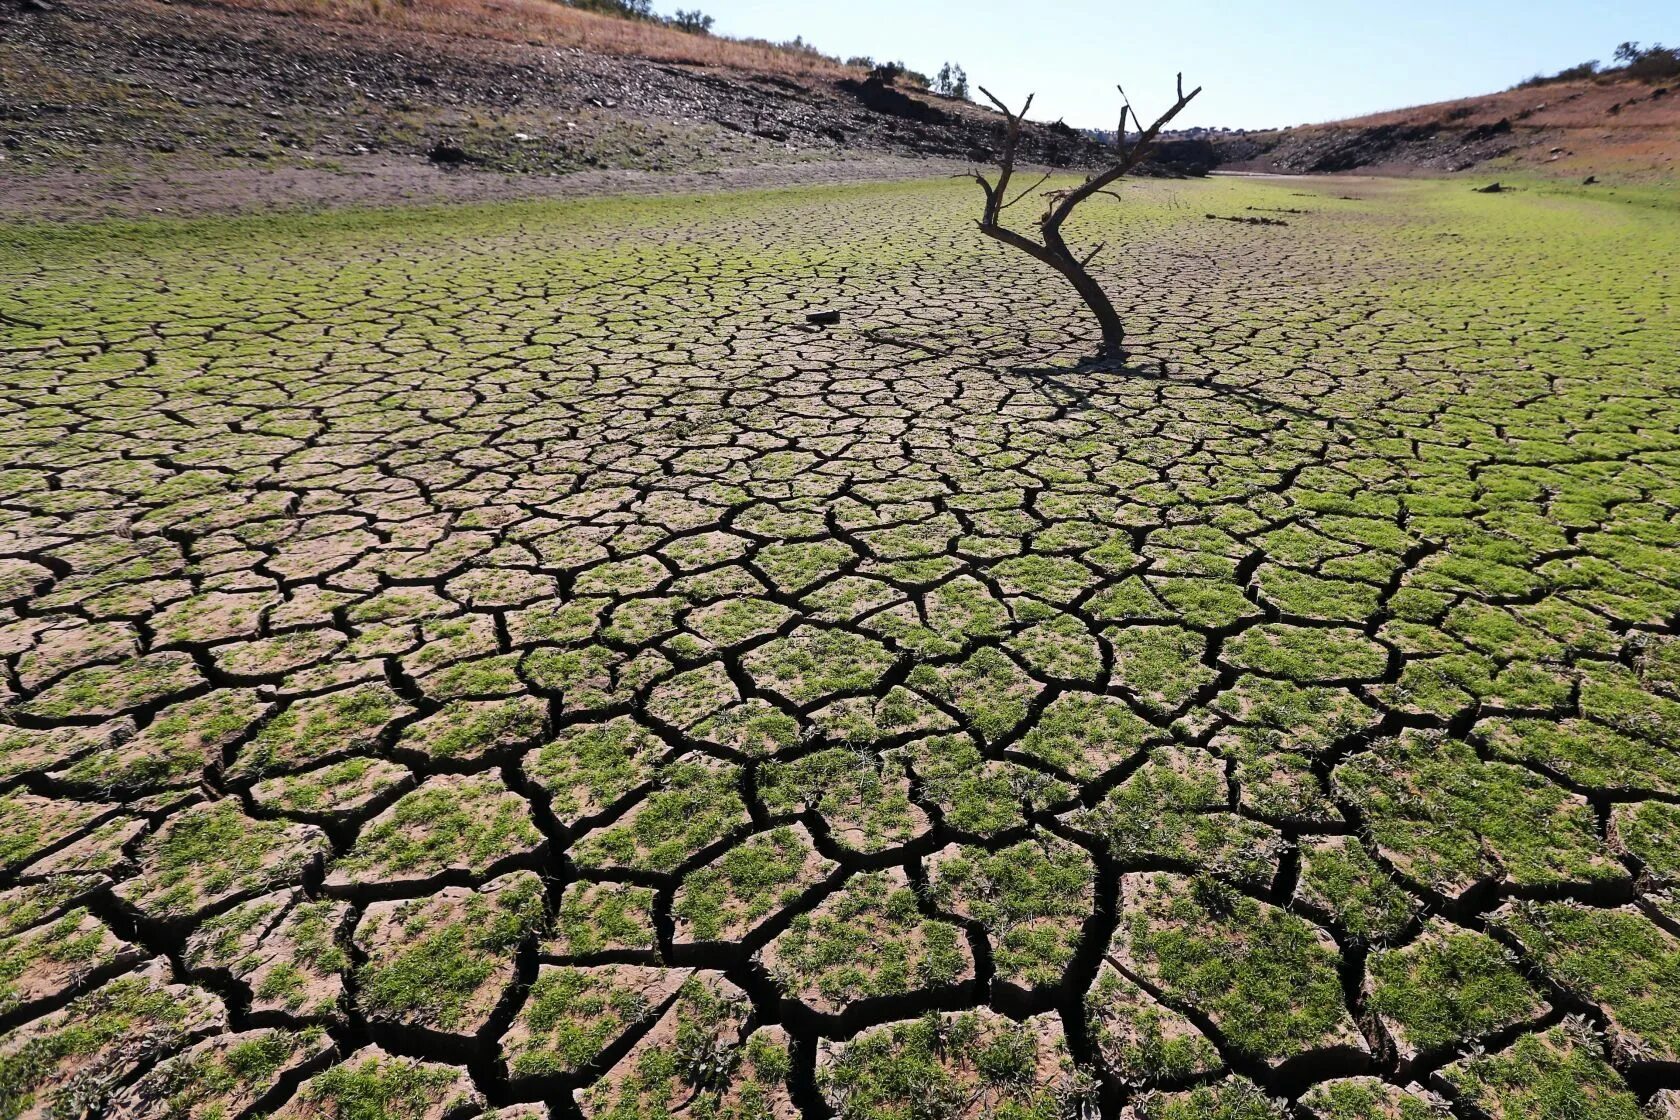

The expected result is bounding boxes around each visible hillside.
[8,0,1672,219]
[1212,74,1680,181]
[1,0,1142,218]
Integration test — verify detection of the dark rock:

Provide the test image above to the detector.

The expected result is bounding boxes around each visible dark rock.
[837,78,950,125]
[806,310,841,326]
[751,74,806,95]
[1583,175,1598,185]
[1291,123,1439,173]
[1146,137,1217,176]
[1464,117,1512,141]
[427,140,469,165]
[1473,182,1505,193]
[1208,111,1539,177]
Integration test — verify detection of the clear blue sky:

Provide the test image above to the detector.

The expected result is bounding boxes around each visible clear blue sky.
[688,1,1680,130]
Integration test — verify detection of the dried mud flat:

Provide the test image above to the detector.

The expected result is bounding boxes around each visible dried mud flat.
[2,174,1680,1120]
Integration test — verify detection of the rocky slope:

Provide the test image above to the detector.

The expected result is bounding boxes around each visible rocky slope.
[1,0,1214,217]
[1211,75,1680,181]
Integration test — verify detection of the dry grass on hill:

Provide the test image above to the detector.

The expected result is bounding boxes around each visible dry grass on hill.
[1273,75,1680,179]
[1319,76,1679,133]
[201,0,862,76]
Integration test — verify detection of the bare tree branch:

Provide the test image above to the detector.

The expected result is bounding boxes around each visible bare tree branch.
[1043,73,1200,237]
[999,170,1053,212]
[976,85,1017,117]
[973,87,1034,227]
[970,74,1201,358]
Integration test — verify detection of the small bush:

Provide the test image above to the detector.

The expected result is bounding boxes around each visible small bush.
[670,8,712,34]
[566,0,653,17]
[1627,45,1680,81]
[1516,60,1598,88]
[869,60,931,89]
[1514,42,1680,88]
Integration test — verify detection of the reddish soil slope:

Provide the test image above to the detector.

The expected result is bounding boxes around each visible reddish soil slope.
[1213,76,1680,181]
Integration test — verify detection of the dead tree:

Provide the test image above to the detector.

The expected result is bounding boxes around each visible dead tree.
[967,75,1201,360]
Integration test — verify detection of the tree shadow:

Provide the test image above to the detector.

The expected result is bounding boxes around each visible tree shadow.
[857,322,1403,445]
[1007,350,1387,438]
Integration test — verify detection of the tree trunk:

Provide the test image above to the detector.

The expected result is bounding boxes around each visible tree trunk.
[1049,253,1125,358]
[979,226,1126,358]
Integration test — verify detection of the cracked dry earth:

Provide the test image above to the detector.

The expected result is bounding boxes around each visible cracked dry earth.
[2,174,1680,1120]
